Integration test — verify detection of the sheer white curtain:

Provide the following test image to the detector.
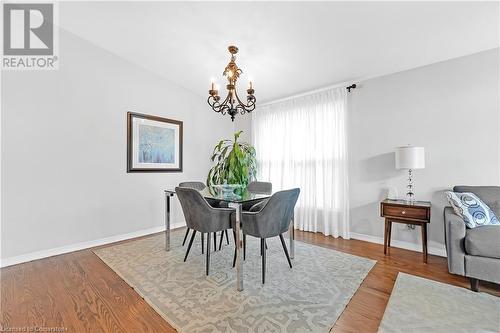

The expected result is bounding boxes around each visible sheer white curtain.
[252,87,349,238]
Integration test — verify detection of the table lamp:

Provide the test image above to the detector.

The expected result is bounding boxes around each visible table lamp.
[395,146,425,203]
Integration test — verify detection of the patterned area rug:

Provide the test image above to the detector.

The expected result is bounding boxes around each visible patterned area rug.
[378,273,500,333]
[94,229,375,332]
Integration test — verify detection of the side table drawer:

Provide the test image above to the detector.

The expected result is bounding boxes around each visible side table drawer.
[382,204,428,220]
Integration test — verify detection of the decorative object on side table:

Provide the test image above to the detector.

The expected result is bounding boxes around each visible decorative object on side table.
[380,199,431,263]
[207,45,256,121]
[395,146,425,202]
[207,130,257,187]
[127,112,183,172]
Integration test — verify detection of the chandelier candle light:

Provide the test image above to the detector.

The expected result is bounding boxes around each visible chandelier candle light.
[208,46,256,121]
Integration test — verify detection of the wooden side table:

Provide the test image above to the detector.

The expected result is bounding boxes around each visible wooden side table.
[380,199,431,263]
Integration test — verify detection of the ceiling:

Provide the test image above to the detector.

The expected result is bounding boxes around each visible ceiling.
[60,1,499,103]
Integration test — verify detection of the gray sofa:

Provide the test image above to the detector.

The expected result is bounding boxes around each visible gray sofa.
[444,186,500,291]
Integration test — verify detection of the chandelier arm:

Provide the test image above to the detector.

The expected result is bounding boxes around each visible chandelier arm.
[234,92,256,113]
[233,90,243,105]
[236,102,255,115]
[234,90,251,106]
[219,94,233,115]
[220,93,231,107]
[246,97,256,110]
[207,96,224,113]
[207,96,217,107]
[235,105,246,115]
[208,94,231,113]
[220,104,230,115]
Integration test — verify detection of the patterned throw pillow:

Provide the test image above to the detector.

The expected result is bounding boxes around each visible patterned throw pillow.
[446,191,500,228]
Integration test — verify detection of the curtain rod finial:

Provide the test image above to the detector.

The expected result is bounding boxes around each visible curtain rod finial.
[346,84,357,92]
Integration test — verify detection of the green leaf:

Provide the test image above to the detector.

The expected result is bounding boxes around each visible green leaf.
[234,130,243,142]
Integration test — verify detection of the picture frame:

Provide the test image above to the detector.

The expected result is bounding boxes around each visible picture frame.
[127,112,183,172]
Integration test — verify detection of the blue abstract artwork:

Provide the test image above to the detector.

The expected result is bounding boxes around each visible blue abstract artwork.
[138,124,175,163]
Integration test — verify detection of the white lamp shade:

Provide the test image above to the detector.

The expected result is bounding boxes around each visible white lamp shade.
[395,146,425,169]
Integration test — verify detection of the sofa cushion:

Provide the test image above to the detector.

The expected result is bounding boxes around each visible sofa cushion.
[446,191,500,228]
[454,186,500,218]
[465,226,500,259]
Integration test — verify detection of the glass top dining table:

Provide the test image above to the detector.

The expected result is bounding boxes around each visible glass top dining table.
[199,186,274,203]
[163,186,295,292]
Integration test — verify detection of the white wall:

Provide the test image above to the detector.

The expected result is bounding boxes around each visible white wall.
[1,28,233,264]
[348,49,500,255]
[233,115,252,143]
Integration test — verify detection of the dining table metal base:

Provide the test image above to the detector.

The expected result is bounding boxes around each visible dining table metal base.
[164,190,175,251]
[229,202,244,291]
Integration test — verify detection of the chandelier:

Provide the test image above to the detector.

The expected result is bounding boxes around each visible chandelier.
[208,46,256,121]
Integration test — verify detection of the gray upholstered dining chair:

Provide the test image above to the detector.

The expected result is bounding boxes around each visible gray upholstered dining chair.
[178,181,229,252]
[175,187,234,275]
[247,181,272,194]
[215,181,273,251]
[178,181,206,191]
[178,182,206,250]
[233,188,300,284]
[239,181,273,255]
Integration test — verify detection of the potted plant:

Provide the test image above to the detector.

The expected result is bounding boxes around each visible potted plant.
[207,131,257,187]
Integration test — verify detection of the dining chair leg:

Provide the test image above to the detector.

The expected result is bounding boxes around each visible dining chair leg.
[279,234,293,268]
[218,230,224,250]
[225,229,230,245]
[261,238,266,284]
[213,232,217,251]
[184,231,196,262]
[182,228,190,246]
[243,234,246,260]
[201,233,205,254]
[259,239,268,255]
[206,232,211,275]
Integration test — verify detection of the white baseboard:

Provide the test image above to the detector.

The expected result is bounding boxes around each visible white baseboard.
[0,221,186,268]
[350,232,447,257]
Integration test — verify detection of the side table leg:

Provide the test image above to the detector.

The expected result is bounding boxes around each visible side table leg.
[383,219,388,255]
[387,220,392,248]
[421,223,428,263]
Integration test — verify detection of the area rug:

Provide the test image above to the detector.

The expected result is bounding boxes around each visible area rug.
[378,272,500,333]
[94,229,375,332]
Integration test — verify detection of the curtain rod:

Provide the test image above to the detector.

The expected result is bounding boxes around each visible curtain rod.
[258,80,357,107]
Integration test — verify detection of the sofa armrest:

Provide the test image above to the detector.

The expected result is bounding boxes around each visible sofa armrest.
[444,206,466,275]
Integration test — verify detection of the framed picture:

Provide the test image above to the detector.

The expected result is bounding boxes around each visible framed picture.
[127,112,183,172]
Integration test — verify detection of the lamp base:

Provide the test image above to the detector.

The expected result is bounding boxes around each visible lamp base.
[405,169,415,203]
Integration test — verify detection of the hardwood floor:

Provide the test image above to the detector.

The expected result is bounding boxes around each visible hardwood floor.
[2,229,499,333]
